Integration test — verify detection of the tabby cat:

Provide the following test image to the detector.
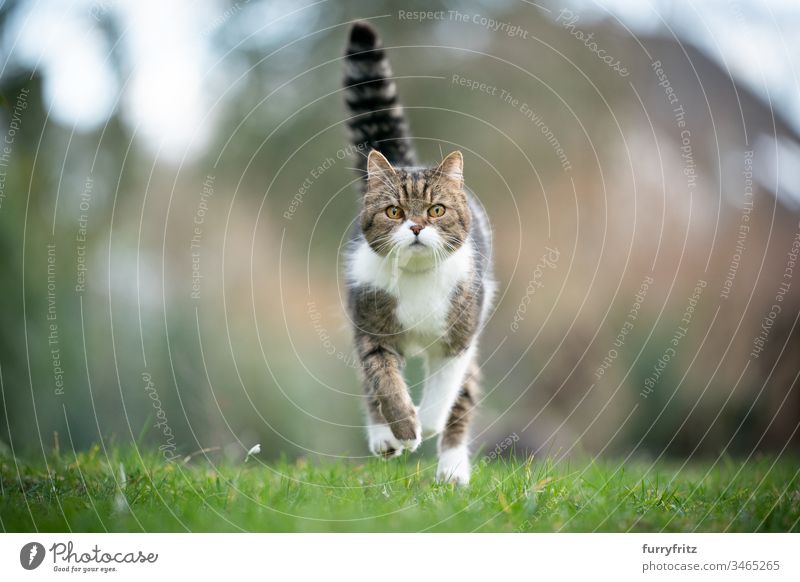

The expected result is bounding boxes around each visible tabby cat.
[343,22,495,485]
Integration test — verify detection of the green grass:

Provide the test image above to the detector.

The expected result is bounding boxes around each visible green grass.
[1,446,798,532]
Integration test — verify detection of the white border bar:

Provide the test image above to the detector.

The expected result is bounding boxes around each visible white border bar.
[1,533,798,581]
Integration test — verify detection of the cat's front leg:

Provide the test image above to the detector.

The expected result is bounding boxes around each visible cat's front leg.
[418,346,475,436]
[358,340,421,456]
[433,356,480,486]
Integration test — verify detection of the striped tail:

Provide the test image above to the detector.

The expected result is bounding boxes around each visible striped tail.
[343,21,416,178]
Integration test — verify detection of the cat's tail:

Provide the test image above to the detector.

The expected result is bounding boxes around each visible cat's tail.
[343,21,416,177]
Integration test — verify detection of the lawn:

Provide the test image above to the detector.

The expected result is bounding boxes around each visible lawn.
[1,446,798,532]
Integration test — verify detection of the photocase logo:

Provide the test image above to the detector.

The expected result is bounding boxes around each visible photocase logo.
[20,542,46,570]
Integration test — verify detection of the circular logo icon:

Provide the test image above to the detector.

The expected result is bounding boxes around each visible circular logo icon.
[19,542,46,570]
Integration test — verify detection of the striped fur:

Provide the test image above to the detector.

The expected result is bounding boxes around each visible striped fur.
[343,21,416,176]
[341,23,495,485]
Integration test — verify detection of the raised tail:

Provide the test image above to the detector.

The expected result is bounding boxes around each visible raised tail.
[343,21,416,177]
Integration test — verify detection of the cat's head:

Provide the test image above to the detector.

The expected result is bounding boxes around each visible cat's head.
[360,150,472,266]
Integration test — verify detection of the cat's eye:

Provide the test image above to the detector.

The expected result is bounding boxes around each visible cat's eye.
[385,206,404,219]
[428,204,446,218]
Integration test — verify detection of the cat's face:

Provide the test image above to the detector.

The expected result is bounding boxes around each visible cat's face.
[360,150,472,266]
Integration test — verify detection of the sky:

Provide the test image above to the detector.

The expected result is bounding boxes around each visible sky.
[2,0,798,165]
[578,0,800,138]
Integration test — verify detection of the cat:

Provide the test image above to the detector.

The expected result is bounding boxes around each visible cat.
[342,21,495,485]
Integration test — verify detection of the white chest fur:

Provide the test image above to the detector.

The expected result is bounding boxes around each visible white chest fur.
[348,240,473,346]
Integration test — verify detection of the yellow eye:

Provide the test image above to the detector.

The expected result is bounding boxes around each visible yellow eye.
[428,204,446,218]
[385,206,404,219]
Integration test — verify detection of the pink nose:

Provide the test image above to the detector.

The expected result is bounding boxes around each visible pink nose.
[410,224,424,236]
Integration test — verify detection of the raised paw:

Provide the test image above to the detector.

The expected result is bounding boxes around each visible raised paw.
[368,423,417,458]
[388,410,421,452]
[436,446,471,486]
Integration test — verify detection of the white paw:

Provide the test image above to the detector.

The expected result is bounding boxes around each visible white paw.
[368,423,419,458]
[436,446,471,485]
[398,420,422,452]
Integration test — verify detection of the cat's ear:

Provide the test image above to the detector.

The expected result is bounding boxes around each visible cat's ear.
[367,149,396,190]
[435,151,464,187]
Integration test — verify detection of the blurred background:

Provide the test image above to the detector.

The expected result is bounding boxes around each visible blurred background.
[1,0,798,464]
